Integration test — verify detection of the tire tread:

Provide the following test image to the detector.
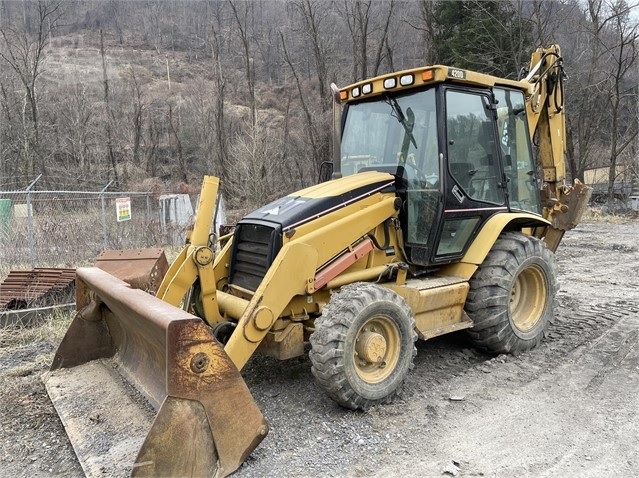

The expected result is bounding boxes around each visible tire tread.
[465,232,558,354]
[310,283,417,410]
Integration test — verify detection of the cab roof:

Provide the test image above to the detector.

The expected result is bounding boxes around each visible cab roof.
[339,65,531,103]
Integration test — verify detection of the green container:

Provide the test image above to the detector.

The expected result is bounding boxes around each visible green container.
[0,198,12,234]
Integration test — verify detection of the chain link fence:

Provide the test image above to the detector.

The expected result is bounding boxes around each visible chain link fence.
[0,178,200,280]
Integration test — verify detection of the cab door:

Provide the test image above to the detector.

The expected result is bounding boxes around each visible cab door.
[433,87,508,260]
[493,87,542,215]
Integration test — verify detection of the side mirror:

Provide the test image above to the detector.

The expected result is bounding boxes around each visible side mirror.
[318,161,333,183]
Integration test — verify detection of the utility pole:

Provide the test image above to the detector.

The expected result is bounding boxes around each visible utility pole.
[166,54,171,90]
[632,55,639,210]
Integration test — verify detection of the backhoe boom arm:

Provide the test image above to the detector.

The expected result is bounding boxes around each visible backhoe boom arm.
[520,45,591,250]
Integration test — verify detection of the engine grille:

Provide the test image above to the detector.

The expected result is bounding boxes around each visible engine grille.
[230,223,280,292]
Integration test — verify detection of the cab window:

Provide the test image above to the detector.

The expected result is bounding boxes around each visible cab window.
[493,88,541,214]
[445,90,503,205]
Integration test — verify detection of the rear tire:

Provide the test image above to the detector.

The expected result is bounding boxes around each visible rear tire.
[309,283,417,410]
[465,232,558,353]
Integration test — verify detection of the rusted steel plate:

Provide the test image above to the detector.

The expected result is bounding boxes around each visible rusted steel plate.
[44,359,156,477]
[0,303,76,328]
[0,268,76,310]
[95,248,168,293]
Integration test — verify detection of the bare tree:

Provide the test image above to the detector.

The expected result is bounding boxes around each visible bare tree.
[370,0,394,77]
[127,66,146,169]
[0,0,64,180]
[99,28,119,186]
[290,0,331,111]
[60,81,96,175]
[227,115,282,211]
[280,30,323,175]
[251,1,282,83]
[342,0,370,81]
[537,0,608,183]
[208,1,230,182]
[563,0,639,194]
[341,0,397,81]
[144,110,161,177]
[228,0,257,127]
[599,0,639,201]
[528,0,573,45]
[167,101,188,183]
[0,76,22,186]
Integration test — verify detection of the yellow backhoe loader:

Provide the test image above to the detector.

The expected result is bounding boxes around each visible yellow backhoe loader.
[44,45,591,477]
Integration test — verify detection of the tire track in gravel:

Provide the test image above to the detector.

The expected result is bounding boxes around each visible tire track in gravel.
[368,299,639,478]
[238,296,639,478]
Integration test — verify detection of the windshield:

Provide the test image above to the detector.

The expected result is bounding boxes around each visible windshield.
[340,89,438,183]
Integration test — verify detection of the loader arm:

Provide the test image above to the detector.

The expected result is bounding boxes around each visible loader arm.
[156,175,224,324]
[149,176,401,371]
[521,45,591,250]
[224,194,400,370]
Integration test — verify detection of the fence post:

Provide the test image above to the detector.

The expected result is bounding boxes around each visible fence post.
[100,180,113,250]
[25,175,42,268]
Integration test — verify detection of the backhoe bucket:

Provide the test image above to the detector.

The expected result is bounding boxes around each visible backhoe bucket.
[44,267,268,477]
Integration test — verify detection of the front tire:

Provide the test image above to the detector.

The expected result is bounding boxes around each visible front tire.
[310,283,417,410]
[465,232,558,353]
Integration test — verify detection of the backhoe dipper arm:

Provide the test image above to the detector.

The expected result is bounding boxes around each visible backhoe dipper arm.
[520,45,591,251]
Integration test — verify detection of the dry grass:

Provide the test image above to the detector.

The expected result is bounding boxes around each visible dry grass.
[0,310,72,392]
[581,206,638,224]
[0,309,73,350]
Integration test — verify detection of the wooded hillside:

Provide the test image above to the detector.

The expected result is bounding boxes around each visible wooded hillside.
[1,0,637,209]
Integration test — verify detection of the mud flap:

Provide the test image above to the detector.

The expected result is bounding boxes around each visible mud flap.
[44,267,268,478]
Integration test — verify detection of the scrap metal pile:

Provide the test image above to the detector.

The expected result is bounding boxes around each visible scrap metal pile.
[0,268,76,311]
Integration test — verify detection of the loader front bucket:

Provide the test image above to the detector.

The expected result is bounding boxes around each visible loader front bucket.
[44,267,268,477]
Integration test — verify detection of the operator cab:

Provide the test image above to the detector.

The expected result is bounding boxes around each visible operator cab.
[339,81,541,267]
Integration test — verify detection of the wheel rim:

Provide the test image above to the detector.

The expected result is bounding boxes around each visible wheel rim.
[510,264,547,332]
[353,316,400,384]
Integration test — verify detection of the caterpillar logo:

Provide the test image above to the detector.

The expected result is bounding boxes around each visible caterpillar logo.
[448,68,466,80]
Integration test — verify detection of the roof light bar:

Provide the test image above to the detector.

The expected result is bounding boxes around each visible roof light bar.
[399,74,414,86]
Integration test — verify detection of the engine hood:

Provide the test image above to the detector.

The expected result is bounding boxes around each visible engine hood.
[240,171,396,231]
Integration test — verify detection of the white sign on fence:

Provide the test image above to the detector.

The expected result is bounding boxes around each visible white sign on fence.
[116,197,132,222]
[13,203,32,218]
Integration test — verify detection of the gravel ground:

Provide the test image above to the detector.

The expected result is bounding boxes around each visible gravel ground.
[0,218,637,477]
